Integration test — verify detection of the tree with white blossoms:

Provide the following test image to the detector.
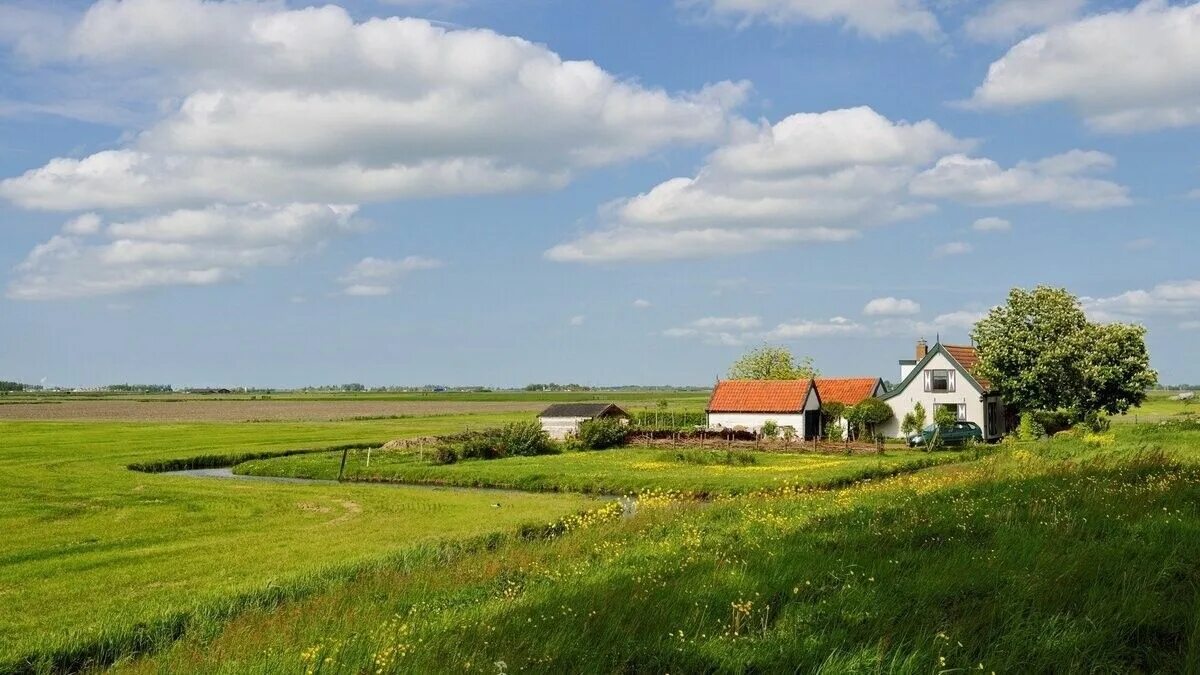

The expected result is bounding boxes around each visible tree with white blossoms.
[971,286,1157,421]
[727,345,818,380]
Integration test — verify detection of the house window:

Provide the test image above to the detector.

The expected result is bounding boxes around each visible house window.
[937,403,966,421]
[924,369,955,393]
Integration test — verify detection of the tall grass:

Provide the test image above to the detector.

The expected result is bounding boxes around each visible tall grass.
[123,438,1200,674]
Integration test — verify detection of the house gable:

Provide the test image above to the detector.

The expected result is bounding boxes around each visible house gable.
[880,343,988,400]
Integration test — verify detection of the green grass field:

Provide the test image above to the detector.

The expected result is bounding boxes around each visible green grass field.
[114,422,1200,674]
[237,445,970,496]
[3,397,1199,673]
[0,416,596,671]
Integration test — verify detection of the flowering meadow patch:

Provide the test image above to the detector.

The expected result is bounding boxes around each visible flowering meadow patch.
[126,424,1200,673]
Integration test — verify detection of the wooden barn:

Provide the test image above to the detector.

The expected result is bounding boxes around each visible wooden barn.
[537,403,630,440]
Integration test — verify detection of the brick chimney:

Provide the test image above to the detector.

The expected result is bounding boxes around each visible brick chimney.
[916,338,928,360]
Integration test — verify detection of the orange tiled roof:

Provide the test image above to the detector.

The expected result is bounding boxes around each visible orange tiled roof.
[707,379,812,413]
[943,344,990,389]
[814,378,881,406]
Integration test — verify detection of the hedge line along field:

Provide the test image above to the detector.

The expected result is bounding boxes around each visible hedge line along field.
[0,416,595,672]
[237,445,972,496]
[117,422,1200,674]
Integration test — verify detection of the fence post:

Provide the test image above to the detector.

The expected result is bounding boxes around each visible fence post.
[337,447,349,481]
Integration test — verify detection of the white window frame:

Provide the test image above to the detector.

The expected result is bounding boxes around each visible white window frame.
[925,369,955,393]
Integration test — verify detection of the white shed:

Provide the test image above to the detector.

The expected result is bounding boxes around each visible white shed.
[706,379,823,439]
[537,403,631,440]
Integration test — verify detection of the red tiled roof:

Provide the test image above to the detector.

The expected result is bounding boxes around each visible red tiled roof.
[943,344,990,390]
[814,378,881,406]
[707,379,812,413]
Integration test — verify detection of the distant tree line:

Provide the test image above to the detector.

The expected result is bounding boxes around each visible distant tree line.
[524,383,592,392]
[105,384,173,393]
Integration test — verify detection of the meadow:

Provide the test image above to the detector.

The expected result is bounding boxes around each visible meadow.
[2,393,1199,673]
[117,421,1200,673]
[237,445,970,496]
[0,415,594,672]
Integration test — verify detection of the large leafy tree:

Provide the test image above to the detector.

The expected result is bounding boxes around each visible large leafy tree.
[727,345,818,380]
[971,286,1157,418]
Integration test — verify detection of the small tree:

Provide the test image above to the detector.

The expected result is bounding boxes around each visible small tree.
[728,345,818,380]
[901,402,927,436]
[761,419,780,440]
[820,402,846,429]
[845,398,893,441]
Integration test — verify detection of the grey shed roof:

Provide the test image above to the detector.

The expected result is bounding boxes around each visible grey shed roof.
[537,403,629,418]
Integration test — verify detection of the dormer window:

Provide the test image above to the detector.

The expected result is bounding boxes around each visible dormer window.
[924,369,955,393]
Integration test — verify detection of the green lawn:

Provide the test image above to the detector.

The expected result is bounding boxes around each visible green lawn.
[236,445,969,496]
[0,417,595,671]
[120,424,1200,674]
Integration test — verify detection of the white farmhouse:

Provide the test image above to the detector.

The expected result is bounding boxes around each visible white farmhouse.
[537,403,630,440]
[878,339,1011,441]
[706,379,823,439]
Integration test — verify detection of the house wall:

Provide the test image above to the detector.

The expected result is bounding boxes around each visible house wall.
[880,351,993,439]
[707,413,807,434]
[539,416,590,440]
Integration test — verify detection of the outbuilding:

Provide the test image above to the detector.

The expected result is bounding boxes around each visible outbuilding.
[537,403,630,440]
[705,379,823,439]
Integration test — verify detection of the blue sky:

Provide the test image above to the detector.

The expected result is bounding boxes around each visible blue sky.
[0,0,1197,388]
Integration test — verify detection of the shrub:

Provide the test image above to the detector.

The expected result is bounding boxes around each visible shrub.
[431,445,459,465]
[760,420,779,439]
[500,421,559,457]
[825,423,844,442]
[576,417,628,450]
[1031,410,1073,436]
[1017,413,1045,441]
[459,431,506,460]
[846,398,893,440]
[1078,411,1111,433]
[900,402,926,436]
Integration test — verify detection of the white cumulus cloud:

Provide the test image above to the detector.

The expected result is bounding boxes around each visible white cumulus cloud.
[963,0,1085,42]
[0,1,746,211]
[548,106,971,263]
[910,150,1129,209]
[972,216,1011,232]
[1083,279,1200,322]
[339,255,443,297]
[8,203,358,300]
[933,241,973,257]
[864,297,921,316]
[969,2,1200,132]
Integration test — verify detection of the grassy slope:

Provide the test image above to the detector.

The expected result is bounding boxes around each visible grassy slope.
[0,417,594,669]
[237,446,969,496]
[121,424,1200,674]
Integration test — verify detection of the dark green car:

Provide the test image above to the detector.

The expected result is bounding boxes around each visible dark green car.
[908,421,983,447]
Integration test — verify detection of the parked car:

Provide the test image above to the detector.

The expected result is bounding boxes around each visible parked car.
[908,421,983,447]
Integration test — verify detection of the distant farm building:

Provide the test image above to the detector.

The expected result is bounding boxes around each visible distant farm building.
[706,379,822,439]
[537,403,630,440]
[814,377,887,434]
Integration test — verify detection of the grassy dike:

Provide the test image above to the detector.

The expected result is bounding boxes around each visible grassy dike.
[120,424,1200,673]
[235,445,974,496]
